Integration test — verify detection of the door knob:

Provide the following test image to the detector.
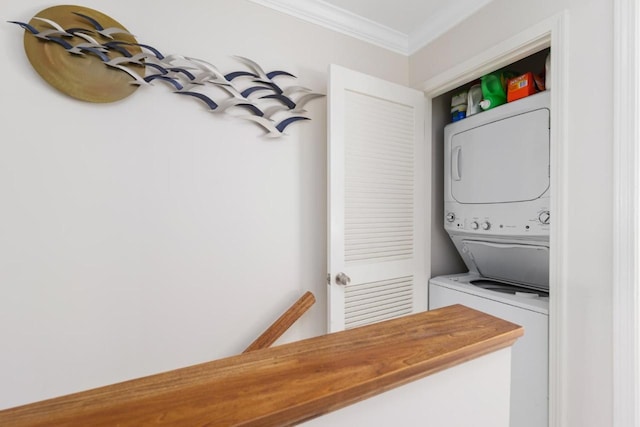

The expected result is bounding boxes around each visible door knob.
[335,272,351,286]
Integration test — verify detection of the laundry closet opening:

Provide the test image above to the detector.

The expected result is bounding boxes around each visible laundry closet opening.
[426,46,552,427]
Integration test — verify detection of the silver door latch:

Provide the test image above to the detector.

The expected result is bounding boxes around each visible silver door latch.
[335,272,351,286]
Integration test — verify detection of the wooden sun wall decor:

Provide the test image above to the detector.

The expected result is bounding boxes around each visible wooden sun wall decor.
[9,5,325,137]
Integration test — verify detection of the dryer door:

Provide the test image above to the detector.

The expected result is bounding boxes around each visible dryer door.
[450,108,549,204]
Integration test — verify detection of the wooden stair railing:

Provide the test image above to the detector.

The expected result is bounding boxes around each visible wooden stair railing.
[243,291,316,353]
[0,305,523,427]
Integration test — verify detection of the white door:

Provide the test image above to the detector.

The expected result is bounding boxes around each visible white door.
[327,65,428,332]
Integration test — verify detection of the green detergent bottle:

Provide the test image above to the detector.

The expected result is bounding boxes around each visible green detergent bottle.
[480,71,514,110]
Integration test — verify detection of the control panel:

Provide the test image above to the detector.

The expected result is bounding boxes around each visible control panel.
[444,202,550,237]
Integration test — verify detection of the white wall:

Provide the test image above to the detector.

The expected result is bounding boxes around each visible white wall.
[0,0,408,409]
[410,0,614,426]
[2,1,616,423]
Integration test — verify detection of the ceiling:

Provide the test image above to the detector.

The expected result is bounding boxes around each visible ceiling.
[247,0,494,55]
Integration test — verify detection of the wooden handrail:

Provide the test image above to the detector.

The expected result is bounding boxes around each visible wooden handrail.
[0,305,523,427]
[243,291,316,353]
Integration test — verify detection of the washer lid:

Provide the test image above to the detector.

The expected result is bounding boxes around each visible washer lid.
[462,240,549,290]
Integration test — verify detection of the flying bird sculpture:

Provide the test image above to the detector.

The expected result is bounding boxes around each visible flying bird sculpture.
[7,20,70,39]
[103,41,164,60]
[65,28,108,48]
[9,7,325,136]
[65,43,110,61]
[106,63,149,86]
[32,16,69,33]
[175,91,262,114]
[72,12,135,39]
[181,57,235,86]
[260,93,296,110]
[238,114,311,137]
[233,55,296,82]
[144,74,184,91]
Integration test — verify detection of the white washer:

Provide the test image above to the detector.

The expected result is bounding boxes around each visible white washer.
[438,91,551,426]
[429,273,548,427]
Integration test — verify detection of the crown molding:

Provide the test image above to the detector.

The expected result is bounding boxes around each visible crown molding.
[247,0,409,55]
[247,0,494,56]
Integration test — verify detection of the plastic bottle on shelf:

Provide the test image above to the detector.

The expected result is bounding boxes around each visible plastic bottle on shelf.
[466,84,483,117]
[450,90,467,122]
[480,71,513,110]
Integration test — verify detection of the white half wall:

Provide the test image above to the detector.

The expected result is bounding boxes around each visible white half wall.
[302,347,513,427]
[0,0,408,409]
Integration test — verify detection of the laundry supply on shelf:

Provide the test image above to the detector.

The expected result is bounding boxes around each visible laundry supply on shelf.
[479,71,514,110]
[507,72,537,102]
[466,84,483,117]
[450,89,467,122]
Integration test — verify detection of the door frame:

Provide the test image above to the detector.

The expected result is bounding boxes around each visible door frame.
[613,0,640,425]
[417,13,568,427]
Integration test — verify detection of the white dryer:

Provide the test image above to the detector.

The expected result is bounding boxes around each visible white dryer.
[444,91,550,291]
[430,273,548,427]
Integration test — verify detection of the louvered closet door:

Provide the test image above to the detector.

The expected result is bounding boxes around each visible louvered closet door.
[328,65,428,332]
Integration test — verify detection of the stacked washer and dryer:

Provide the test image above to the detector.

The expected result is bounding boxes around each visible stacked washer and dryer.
[430,90,550,427]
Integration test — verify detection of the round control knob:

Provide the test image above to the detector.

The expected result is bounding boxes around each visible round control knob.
[446,212,455,223]
[538,211,550,224]
[471,221,479,230]
[481,221,491,230]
